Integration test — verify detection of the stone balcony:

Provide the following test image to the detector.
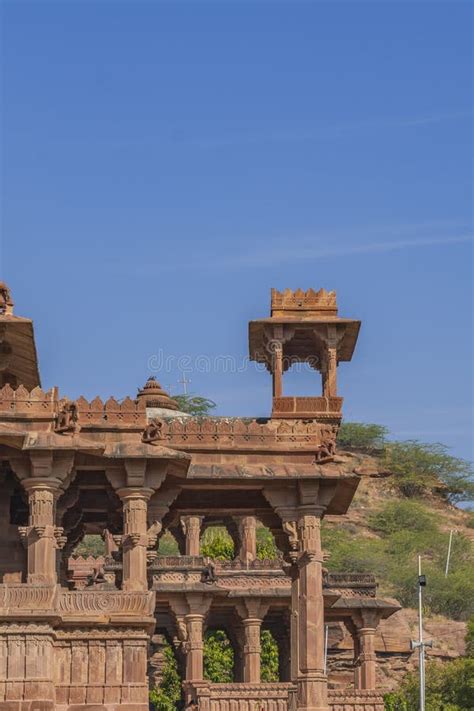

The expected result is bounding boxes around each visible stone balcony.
[272,395,343,419]
[148,556,377,599]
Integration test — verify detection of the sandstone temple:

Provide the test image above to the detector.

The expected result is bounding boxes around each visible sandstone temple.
[0,282,401,711]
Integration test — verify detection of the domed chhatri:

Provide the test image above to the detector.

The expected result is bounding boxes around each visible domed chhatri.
[136,376,179,411]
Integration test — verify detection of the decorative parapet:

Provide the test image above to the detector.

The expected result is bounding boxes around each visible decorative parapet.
[325,573,377,598]
[0,384,58,416]
[0,584,57,612]
[328,688,385,711]
[75,395,146,427]
[271,287,338,318]
[58,589,155,617]
[272,396,343,419]
[187,681,295,711]
[158,417,338,451]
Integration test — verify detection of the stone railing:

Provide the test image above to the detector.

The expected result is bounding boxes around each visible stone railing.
[328,689,385,711]
[187,682,295,711]
[58,589,155,617]
[158,417,336,450]
[0,584,57,612]
[272,396,343,418]
[325,573,377,598]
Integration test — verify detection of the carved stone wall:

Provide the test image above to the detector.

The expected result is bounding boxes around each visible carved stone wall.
[54,628,149,709]
[0,623,55,711]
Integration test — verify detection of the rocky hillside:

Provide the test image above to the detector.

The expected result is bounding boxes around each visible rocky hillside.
[324,447,473,690]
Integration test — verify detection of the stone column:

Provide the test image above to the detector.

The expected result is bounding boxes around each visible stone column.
[117,487,154,591]
[357,626,377,689]
[185,614,205,681]
[181,515,203,557]
[351,632,361,689]
[272,340,283,398]
[237,599,269,684]
[242,618,262,683]
[290,563,300,683]
[182,594,212,683]
[18,477,64,584]
[297,507,328,711]
[237,515,257,564]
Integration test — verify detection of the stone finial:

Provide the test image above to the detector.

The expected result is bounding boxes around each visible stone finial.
[136,376,179,411]
[0,282,14,315]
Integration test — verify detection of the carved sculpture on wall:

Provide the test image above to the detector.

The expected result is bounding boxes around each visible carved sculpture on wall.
[142,418,164,444]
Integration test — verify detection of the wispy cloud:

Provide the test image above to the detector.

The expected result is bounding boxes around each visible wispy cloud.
[136,233,473,273]
[187,111,472,149]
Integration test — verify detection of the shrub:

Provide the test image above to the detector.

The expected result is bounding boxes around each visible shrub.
[73,534,105,557]
[149,642,181,711]
[382,441,474,503]
[157,531,180,556]
[201,526,234,560]
[260,630,279,681]
[204,630,234,682]
[337,422,388,452]
[256,526,279,560]
[384,657,474,710]
[368,500,437,536]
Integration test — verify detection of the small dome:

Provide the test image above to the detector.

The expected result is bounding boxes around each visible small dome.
[136,376,179,411]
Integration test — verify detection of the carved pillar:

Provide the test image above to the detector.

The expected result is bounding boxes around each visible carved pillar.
[357,625,377,689]
[352,633,361,689]
[237,600,269,684]
[181,515,203,557]
[182,594,212,683]
[18,477,65,584]
[185,614,205,681]
[272,339,284,398]
[297,507,328,711]
[236,515,257,564]
[290,565,300,682]
[117,487,154,591]
[324,346,337,398]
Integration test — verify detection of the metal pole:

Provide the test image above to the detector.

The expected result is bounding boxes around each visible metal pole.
[418,555,425,711]
[323,624,329,675]
[445,530,454,577]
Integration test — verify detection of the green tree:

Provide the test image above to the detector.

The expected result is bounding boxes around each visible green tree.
[260,630,279,681]
[384,657,474,710]
[201,526,234,560]
[204,630,234,682]
[172,394,216,416]
[73,534,106,557]
[337,422,388,452]
[149,642,181,711]
[382,440,474,503]
[256,526,279,560]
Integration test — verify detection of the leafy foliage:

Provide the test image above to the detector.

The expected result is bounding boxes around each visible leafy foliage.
[256,526,279,560]
[157,531,180,556]
[172,394,216,416]
[204,630,234,683]
[73,534,106,557]
[337,422,388,452]
[201,526,235,560]
[323,501,474,621]
[384,654,474,710]
[382,441,474,503]
[260,630,279,681]
[149,642,181,711]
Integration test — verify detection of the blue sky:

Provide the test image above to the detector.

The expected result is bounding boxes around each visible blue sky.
[1,1,472,460]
